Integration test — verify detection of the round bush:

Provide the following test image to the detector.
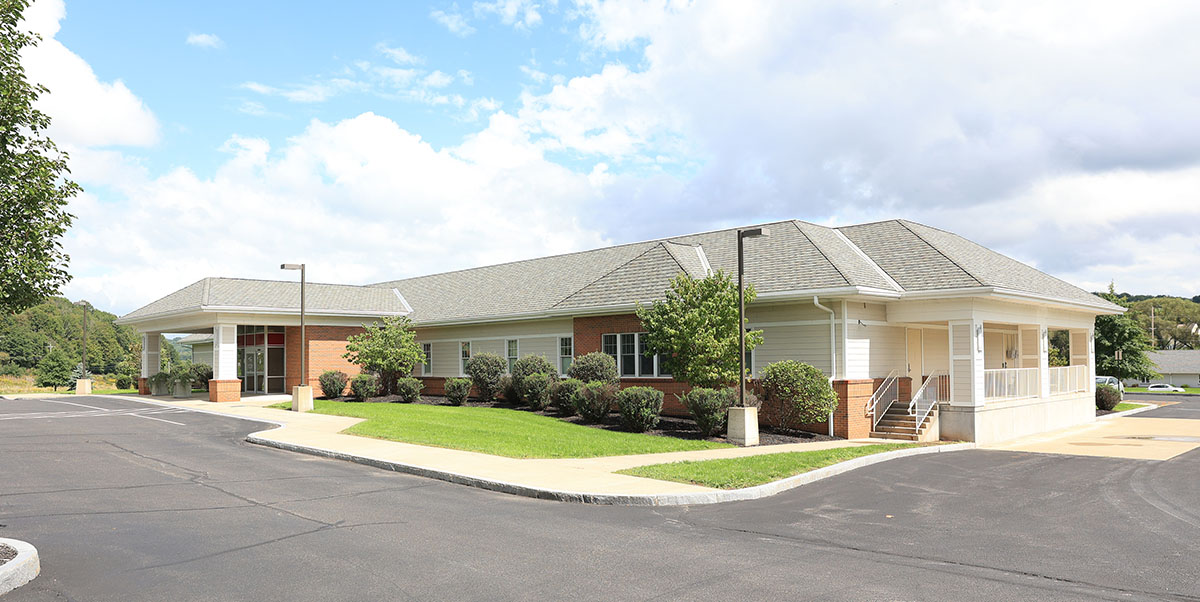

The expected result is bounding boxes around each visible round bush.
[319,370,349,399]
[394,377,423,403]
[444,377,472,406]
[552,378,583,415]
[190,364,213,390]
[465,353,506,402]
[350,373,379,401]
[511,355,557,404]
[567,352,618,385]
[760,360,837,428]
[574,381,617,423]
[1096,384,1121,411]
[680,387,735,437]
[617,386,664,432]
[522,372,553,410]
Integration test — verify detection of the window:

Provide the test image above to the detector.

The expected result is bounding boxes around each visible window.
[460,342,471,375]
[605,332,671,378]
[506,339,518,373]
[422,343,432,376]
[559,337,573,375]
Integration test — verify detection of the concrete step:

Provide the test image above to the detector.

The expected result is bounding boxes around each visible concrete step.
[873,424,924,434]
[870,431,921,441]
[876,418,919,428]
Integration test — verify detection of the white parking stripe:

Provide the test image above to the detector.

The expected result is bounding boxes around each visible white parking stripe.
[41,399,111,411]
[0,398,190,426]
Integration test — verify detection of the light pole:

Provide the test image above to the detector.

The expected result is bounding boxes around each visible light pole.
[281,263,311,411]
[737,227,770,407]
[74,300,92,394]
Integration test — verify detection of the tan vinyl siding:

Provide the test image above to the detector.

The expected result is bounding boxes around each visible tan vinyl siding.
[190,343,213,367]
[747,301,841,324]
[754,324,835,376]
[845,302,887,322]
[471,339,505,360]
[431,341,460,376]
[516,336,557,363]
[922,329,949,373]
[845,324,905,379]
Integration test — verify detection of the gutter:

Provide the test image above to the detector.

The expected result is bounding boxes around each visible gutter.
[813,296,837,437]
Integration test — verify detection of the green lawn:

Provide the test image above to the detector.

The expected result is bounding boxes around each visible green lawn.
[1112,402,1149,412]
[1125,386,1200,393]
[276,400,731,459]
[618,443,931,489]
[93,388,138,395]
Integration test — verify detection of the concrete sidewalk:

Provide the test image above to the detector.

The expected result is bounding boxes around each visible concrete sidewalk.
[7,392,961,504]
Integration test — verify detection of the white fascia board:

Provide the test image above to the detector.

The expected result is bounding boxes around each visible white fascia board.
[116,304,405,327]
[896,287,1124,315]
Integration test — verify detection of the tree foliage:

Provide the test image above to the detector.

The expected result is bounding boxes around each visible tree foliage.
[636,271,763,389]
[1095,287,1158,382]
[343,316,423,394]
[0,297,138,373]
[35,347,72,390]
[1,0,79,313]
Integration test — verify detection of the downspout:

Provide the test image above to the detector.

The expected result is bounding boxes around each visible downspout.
[813,296,836,437]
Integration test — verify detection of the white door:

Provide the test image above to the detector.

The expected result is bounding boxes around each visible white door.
[907,329,923,380]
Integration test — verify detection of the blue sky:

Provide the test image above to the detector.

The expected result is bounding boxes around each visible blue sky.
[19,1,1200,313]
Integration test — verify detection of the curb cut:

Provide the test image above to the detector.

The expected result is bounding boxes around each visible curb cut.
[1099,402,1158,420]
[103,394,977,506]
[0,538,39,597]
[247,435,976,506]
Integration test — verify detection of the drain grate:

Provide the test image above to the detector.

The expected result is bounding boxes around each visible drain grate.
[1120,435,1200,443]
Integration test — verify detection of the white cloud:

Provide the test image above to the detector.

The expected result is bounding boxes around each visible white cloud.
[376,43,423,65]
[19,0,159,147]
[185,33,223,48]
[241,79,366,103]
[475,0,543,29]
[422,70,454,88]
[457,69,474,85]
[431,7,476,36]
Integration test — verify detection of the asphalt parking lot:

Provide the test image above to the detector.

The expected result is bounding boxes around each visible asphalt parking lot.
[1,394,1198,601]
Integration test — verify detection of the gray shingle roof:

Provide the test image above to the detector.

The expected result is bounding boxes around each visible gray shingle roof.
[176,333,213,345]
[1147,350,1200,374]
[119,277,409,323]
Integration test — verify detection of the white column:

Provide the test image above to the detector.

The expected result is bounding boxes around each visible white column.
[1038,324,1051,398]
[948,318,985,407]
[141,333,161,377]
[213,324,238,381]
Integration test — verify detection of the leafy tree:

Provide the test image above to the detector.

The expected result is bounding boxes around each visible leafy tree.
[1095,286,1158,382]
[636,271,763,389]
[35,347,72,391]
[0,0,79,313]
[342,315,423,395]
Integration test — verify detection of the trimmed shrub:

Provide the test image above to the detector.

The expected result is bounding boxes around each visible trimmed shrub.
[190,364,213,391]
[465,353,506,402]
[680,387,735,437]
[319,370,349,399]
[350,373,379,401]
[617,386,664,432]
[511,355,557,404]
[574,381,618,423]
[760,360,837,428]
[522,372,553,410]
[567,352,618,385]
[499,374,519,404]
[445,377,472,406]
[552,378,583,415]
[114,374,134,389]
[1096,384,1121,411]
[395,377,423,403]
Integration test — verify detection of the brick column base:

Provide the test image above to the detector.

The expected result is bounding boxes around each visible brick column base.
[209,380,242,402]
[138,377,150,395]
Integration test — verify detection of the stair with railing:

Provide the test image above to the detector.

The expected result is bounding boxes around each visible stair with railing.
[869,371,946,441]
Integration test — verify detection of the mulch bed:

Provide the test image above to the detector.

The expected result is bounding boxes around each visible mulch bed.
[0,543,15,566]
[326,393,837,446]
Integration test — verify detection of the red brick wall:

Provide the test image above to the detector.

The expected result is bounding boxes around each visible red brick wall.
[571,314,694,414]
[208,380,241,402]
[285,326,364,393]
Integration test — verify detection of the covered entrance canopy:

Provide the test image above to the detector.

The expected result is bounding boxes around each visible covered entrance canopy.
[115,277,411,402]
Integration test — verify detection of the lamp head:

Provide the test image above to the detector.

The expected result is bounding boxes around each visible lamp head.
[280,263,303,271]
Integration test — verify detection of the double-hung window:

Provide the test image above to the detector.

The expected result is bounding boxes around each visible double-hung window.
[604,332,671,378]
[559,337,574,375]
[506,339,518,373]
[460,342,471,375]
[422,343,432,376]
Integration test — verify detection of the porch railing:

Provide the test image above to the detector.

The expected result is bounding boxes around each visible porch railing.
[868,370,900,431]
[984,367,1039,401]
[1049,365,1088,395]
[908,371,948,429]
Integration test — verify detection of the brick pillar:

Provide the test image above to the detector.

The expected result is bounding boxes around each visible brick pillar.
[832,379,876,439]
[138,377,149,395]
[209,379,242,402]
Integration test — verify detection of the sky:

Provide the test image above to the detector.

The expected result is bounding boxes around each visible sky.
[17,0,1200,315]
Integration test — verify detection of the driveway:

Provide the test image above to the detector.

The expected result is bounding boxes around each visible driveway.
[1,395,1198,601]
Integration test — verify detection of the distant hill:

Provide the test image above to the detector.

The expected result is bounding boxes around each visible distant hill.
[1106,292,1200,350]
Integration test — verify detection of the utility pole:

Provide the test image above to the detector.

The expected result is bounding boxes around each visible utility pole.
[1151,305,1156,348]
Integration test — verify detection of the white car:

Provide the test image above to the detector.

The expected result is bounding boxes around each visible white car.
[1095,376,1124,397]
[1147,383,1185,393]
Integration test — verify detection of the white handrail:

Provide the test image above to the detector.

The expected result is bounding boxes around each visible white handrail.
[984,367,1039,401]
[909,371,947,431]
[1049,365,1088,395]
[868,370,900,431]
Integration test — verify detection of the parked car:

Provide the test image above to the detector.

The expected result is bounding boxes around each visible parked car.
[1147,383,1185,393]
[1095,376,1124,398]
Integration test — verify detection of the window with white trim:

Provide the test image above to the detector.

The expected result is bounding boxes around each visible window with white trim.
[603,332,671,378]
[422,343,432,376]
[559,337,573,375]
[460,341,471,375]
[506,339,518,373]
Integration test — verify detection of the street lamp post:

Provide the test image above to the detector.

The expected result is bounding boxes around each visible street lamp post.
[737,227,770,407]
[74,300,92,395]
[281,263,311,411]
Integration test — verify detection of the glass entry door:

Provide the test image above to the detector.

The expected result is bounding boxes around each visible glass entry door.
[244,347,265,393]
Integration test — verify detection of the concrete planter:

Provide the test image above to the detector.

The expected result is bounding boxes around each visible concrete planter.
[74,378,92,395]
[172,381,191,398]
[728,406,759,446]
[149,379,169,396]
[292,385,313,412]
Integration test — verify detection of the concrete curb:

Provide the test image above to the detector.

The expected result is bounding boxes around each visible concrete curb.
[0,538,39,597]
[1099,402,1158,420]
[104,394,977,506]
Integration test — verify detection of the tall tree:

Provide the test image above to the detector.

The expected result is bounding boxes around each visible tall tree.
[0,0,79,314]
[35,347,72,391]
[343,316,424,394]
[1095,286,1158,382]
[637,271,764,389]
